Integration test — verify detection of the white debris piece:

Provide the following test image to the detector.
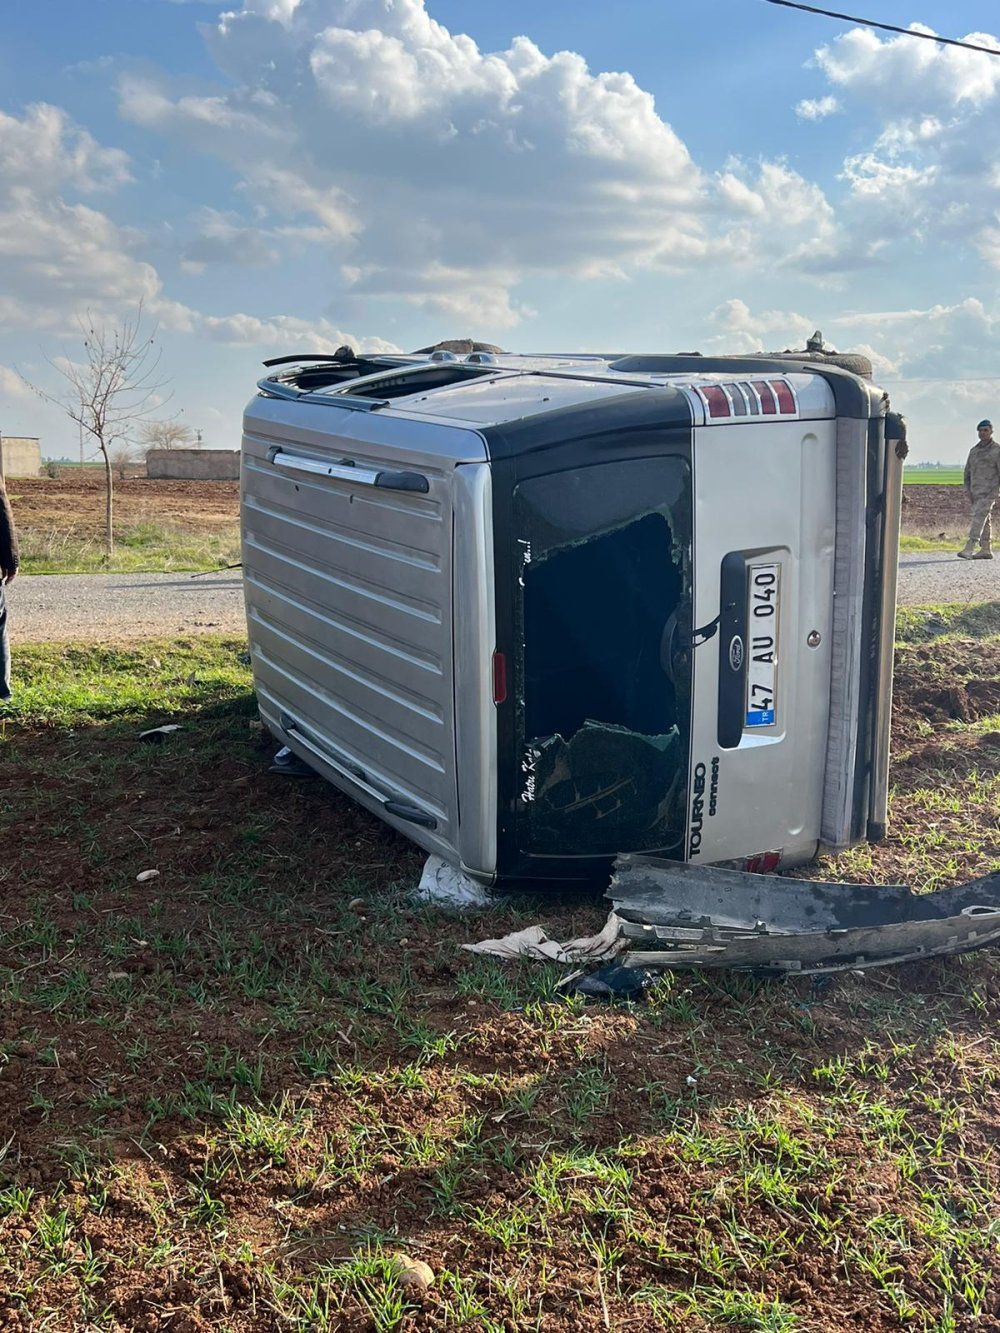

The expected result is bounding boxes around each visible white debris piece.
[139,724,183,743]
[135,869,160,883]
[417,855,493,909]
[463,911,626,964]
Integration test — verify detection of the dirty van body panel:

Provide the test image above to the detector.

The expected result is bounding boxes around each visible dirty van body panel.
[481,390,695,883]
[687,415,837,868]
[241,395,488,863]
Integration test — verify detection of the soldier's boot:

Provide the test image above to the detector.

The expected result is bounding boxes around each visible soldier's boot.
[958,542,977,559]
[973,545,994,559]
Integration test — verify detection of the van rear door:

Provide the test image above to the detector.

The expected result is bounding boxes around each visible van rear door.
[684,374,838,867]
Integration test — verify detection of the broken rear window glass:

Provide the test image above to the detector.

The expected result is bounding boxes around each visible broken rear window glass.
[514,457,692,859]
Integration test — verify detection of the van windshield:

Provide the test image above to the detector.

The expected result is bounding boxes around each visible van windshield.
[514,457,692,859]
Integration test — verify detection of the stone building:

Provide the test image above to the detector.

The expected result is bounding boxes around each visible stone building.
[0,436,42,477]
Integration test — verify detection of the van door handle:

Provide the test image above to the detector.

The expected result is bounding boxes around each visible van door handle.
[266,447,429,494]
[717,551,749,749]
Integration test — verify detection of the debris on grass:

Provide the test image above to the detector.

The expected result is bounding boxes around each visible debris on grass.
[139,723,183,743]
[463,911,626,963]
[416,854,493,909]
[268,744,314,777]
[556,962,654,1000]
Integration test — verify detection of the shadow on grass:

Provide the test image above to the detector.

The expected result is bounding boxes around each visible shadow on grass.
[896,600,1000,644]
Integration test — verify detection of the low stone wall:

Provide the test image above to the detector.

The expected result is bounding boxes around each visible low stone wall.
[146,449,240,481]
[1,437,41,477]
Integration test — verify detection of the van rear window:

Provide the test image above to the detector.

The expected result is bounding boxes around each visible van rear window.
[514,457,692,859]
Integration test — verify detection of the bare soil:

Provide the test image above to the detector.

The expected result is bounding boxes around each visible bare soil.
[6,475,239,539]
[902,482,985,540]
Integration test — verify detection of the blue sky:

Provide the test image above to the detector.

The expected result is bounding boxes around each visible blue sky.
[3,0,1000,460]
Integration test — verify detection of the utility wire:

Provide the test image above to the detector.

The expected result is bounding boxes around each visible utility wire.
[763,0,1000,57]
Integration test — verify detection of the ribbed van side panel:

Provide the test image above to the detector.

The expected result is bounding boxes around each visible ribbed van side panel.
[242,412,483,854]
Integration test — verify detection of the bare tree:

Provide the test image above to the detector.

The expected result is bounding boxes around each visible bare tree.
[21,305,167,557]
[141,420,195,453]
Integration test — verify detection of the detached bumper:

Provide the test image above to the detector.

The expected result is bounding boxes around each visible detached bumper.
[610,853,1000,976]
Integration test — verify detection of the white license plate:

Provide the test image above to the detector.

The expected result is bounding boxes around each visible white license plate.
[745,562,779,728]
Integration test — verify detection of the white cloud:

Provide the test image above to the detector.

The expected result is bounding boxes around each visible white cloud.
[121,0,897,319]
[0,365,32,400]
[707,298,816,353]
[705,297,1000,459]
[816,25,1000,114]
[708,295,1000,390]
[180,207,280,272]
[800,22,1000,265]
[0,102,131,194]
[118,0,721,321]
[795,96,841,121]
[197,311,398,353]
[0,101,392,372]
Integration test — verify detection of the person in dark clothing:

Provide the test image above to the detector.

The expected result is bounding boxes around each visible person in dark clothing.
[0,482,19,700]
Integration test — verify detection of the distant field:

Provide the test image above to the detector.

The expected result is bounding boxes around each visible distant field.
[10,473,239,574]
[904,467,964,484]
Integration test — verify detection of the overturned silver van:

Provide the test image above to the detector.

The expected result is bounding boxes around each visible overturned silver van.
[241,349,905,885]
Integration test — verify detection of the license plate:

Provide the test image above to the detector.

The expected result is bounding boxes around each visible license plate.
[745,563,779,728]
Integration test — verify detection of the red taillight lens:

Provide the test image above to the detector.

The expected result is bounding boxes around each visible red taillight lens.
[770,379,796,414]
[701,384,731,418]
[751,381,777,414]
[492,651,507,705]
[744,850,781,874]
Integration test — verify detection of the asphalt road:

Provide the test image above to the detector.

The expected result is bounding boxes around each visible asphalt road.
[896,552,1000,607]
[4,554,996,643]
[7,570,246,642]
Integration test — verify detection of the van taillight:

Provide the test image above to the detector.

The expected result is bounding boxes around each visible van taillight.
[492,651,508,705]
[702,385,731,418]
[744,850,781,874]
[771,380,796,414]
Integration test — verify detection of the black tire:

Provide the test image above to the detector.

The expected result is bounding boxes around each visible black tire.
[765,350,873,380]
[412,338,506,355]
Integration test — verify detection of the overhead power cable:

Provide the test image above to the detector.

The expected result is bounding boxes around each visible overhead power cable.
[763,0,1000,57]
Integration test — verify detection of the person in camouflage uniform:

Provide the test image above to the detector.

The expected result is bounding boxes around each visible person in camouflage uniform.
[959,420,1000,559]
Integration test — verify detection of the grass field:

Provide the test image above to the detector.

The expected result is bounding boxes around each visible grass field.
[18,520,242,576]
[3,622,1000,1329]
[898,533,957,552]
[903,468,965,485]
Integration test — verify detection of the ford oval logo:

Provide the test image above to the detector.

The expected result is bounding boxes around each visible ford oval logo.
[729,635,744,672]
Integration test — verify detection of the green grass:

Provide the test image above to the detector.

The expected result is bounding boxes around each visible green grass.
[898,533,959,552]
[895,600,1000,643]
[903,467,964,485]
[4,639,252,726]
[2,633,1000,1329]
[19,521,241,575]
